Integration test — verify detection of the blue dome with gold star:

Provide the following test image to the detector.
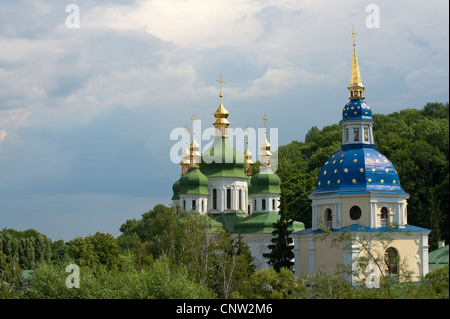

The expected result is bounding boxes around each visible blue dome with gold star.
[341,99,373,122]
[312,145,406,195]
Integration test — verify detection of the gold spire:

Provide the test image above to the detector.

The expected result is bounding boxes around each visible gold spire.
[181,124,190,175]
[190,113,201,168]
[244,124,254,175]
[259,113,272,167]
[213,74,230,137]
[348,25,365,100]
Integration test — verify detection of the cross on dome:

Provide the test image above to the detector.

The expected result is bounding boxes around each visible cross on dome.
[216,74,226,98]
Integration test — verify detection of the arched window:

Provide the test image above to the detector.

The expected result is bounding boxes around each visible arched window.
[239,190,242,210]
[272,199,276,211]
[262,199,266,210]
[325,208,333,228]
[385,247,399,275]
[201,200,204,212]
[183,200,186,210]
[350,206,362,220]
[254,200,257,211]
[381,207,389,226]
[353,128,359,142]
[192,200,196,210]
[363,127,369,142]
[226,189,231,209]
[213,189,217,210]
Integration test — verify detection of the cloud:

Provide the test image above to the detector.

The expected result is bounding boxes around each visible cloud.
[0,0,448,241]
[88,0,265,48]
[405,66,449,96]
[0,129,6,143]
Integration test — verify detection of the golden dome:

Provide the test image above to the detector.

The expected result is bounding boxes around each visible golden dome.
[190,139,200,152]
[244,147,253,164]
[213,74,230,137]
[213,102,231,128]
[181,148,190,164]
[259,113,272,167]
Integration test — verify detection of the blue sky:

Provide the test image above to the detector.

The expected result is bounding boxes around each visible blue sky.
[0,0,448,241]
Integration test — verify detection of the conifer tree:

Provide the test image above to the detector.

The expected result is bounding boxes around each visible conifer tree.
[263,194,294,272]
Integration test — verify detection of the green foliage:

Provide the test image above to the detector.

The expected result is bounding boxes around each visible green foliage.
[24,257,216,299]
[119,204,256,298]
[213,232,256,298]
[0,229,52,270]
[302,264,449,299]
[233,268,306,299]
[263,195,294,272]
[67,232,121,271]
[423,263,449,298]
[3,102,449,299]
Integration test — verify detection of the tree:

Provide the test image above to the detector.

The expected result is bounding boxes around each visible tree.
[233,268,306,299]
[213,232,256,298]
[24,257,216,299]
[67,236,99,269]
[67,233,121,271]
[264,195,295,272]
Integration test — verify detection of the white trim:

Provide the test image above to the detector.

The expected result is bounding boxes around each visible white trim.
[308,237,315,276]
[421,233,430,277]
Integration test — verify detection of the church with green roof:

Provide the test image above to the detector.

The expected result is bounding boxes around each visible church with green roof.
[171,75,304,269]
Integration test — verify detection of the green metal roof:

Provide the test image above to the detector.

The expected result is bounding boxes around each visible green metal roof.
[211,212,304,234]
[171,178,180,200]
[200,137,248,179]
[248,166,281,195]
[178,168,209,196]
[429,245,449,270]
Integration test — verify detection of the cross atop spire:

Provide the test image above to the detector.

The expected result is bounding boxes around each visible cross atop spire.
[184,124,189,146]
[245,124,249,145]
[262,113,268,133]
[349,25,357,46]
[190,113,197,136]
[216,74,226,99]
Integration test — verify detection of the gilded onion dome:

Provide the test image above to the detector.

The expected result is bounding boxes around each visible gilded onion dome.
[190,113,201,168]
[250,113,279,195]
[200,74,248,179]
[180,124,190,175]
[259,113,272,167]
[244,125,254,175]
[213,74,230,137]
